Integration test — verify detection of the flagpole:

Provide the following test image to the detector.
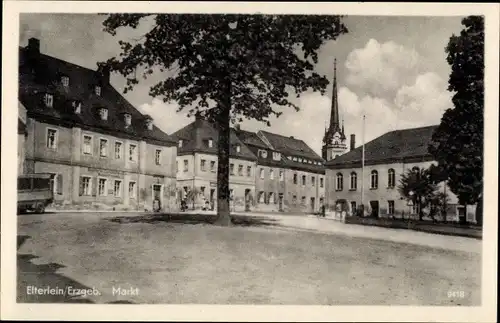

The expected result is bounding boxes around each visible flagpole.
[361,114,365,213]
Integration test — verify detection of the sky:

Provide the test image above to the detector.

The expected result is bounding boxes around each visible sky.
[19,14,465,155]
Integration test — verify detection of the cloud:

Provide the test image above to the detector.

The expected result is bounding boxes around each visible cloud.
[345,39,420,98]
[394,72,453,123]
[138,98,191,135]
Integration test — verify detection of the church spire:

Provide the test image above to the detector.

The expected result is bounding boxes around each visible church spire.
[329,58,340,133]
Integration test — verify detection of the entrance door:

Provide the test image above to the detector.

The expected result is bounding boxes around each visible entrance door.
[210,188,216,210]
[152,184,162,212]
[244,189,251,211]
[278,193,284,212]
[310,197,316,213]
[370,200,379,218]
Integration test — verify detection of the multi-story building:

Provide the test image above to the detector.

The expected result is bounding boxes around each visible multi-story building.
[18,102,28,174]
[235,128,326,213]
[324,125,477,223]
[19,37,178,211]
[172,115,257,211]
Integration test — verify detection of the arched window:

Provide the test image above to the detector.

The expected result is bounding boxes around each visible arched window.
[350,172,357,190]
[336,173,343,191]
[388,169,396,188]
[370,170,378,189]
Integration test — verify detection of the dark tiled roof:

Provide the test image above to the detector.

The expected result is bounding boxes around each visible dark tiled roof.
[171,119,257,161]
[325,125,439,168]
[18,46,176,146]
[234,128,325,174]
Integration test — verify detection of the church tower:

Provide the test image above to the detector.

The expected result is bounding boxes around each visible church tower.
[322,58,348,161]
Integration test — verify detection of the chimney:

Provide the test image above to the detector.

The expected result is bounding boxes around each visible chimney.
[28,38,40,54]
[98,64,110,84]
[350,134,356,150]
[289,136,294,139]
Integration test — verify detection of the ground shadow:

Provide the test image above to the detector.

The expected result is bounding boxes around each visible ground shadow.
[108,213,279,228]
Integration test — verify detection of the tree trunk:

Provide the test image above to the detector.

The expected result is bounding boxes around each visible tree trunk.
[213,83,232,227]
[475,195,483,227]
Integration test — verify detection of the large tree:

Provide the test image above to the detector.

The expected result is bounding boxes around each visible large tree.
[398,167,438,221]
[100,14,348,226]
[428,16,484,226]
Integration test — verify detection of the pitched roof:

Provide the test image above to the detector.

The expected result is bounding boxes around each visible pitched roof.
[325,125,439,168]
[234,128,325,174]
[171,119,257,161]
[18,45,176,146]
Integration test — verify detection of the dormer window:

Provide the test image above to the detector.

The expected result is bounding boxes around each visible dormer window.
[145,117,154,131]
[272,152,281,161]
[123,113,131,127]
[259,150,268,158]
[44,93,54,108]
[208,139,213,148]
[178,140,183,148]
[95,85,102,96]
[72,100,82,114]
[61,76,70,87]
[98,107,108,121]
[235,144,241,153]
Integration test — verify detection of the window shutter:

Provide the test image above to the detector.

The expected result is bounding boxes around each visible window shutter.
[79,177,84,196]
[92,177,97,197]
[57,174,63,195]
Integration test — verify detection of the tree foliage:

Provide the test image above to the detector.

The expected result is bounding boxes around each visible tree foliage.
[100,14,348,225]
[428,16,484,225]
[398,167,438,220]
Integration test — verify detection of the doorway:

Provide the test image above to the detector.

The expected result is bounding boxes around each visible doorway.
[310,197,316,213]
[210,188,216,210]
[278,193,284,212]
[244,189,251,211]
[370,200,379,218]
[152,184,162,212]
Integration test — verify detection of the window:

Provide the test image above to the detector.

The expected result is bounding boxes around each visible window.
[46,128,58,149]
[99,108,108,121]
[293,173,298,184]
[114,180,122,197]
[292,195,297,204]
[99,139,108,157]
[129,144,137,162]
[411,203,420,215]
[155,149,162,165]
[230,163,235,175]
[388,169,396,188]
[351,201,357,214]
[114,141,123,159]
[320,177,324,188]
[54,174,63,195]
[210,161,216,173]
[200,159,206,172]
[301,196,306,205]
[259,150,268,158]
[44,93,54,107]
[287,156,292,160]
[129,181,137,198]
[258,191,265,203]
[301,175,306,186]
[371,170,379,189]
[80,176,91,196]
[229,189,234,200]
[208,139,213,148]
[270,169,274,180]
[235,144,241,153]
[178,140,183,148]
[98,178,107,196]
[73,100,82,114]
[312,176,316,187]
[200,186,206,196]
[279,170,284,181]
[83,135,93,155]
[272,152,281,160]
[61,76,70,87]
[183,160,189,172]
[260,168,265,179]
[388,200,395,215]
[95,85,101,96]
[246,166,252,177]
[350,172,357,190]
[336,173,343,191]
[238,164,243,176]
[269,192,275,204]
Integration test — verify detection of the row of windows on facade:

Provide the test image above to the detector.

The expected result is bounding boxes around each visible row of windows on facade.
[79,176,137,198]
[334,169,404,191]
[346,200,420,216]
[46,173,138,199]
[46,128,163,165]
[177,139,243,153]
[42,92,153,129]
[256,192,324,205]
